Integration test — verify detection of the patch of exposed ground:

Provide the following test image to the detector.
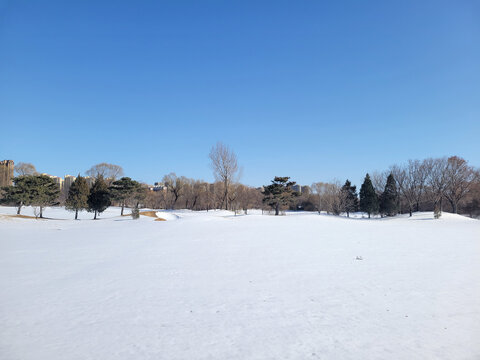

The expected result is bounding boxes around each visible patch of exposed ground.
[140,211,166,221]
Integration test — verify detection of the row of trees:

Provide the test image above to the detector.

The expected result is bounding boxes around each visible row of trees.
[66,175,145,219]
[2,151,479,218]
[1,175,61,218]
[262,174,399,218]
[144,176,263,213]
[145,142,260,212]
[296,156,479,218]
[1,174,146,219]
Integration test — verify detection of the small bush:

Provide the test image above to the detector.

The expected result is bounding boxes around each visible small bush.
[131,207,140,219]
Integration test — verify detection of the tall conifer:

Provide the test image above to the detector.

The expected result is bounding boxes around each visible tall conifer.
[380,173,399,217]
[88,176,111,219]
[341,180,359,217]
[66,175,90,219]
[360,174,378,218]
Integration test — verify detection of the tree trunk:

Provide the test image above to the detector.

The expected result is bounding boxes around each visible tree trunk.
[94,210,97,220]
[347,211,350,218]
[452,201,457,214]
[416,201,420,212]
[17,203,22,215]
[409,207,412,217]
[368,212,371,219]
[75,209,78,220]
[275,203,279,216]
[40,206,43,218]
[173,194,179,209]
[224,180,228,210]
[121,203,124,216]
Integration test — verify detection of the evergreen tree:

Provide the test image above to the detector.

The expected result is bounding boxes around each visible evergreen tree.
[341,180,359,217]
[109,177,141,215]
[380,173,399,217]
[65,175,90,219]
[262,176,299,215]
[87,176,111,219]
[131,206,140,219]
[29,175,61,218]
[0,175,36,215]
[360,174,379,218]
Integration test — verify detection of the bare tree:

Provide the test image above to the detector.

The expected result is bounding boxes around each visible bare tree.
[181,179,207,210]
[424,157,448,214]
[231,184,263,214]
[183,179,198,210]
[86,163,124,184]
[311,181,345,215]
[326,181,347,215]
[209,142,239,210]
[162,173,187,209]
[204,183,215,211]
[371,170,388,196]
[311,182,328,213]
[409,159,429,212]
[443,156,477,213]
[461,179,480,217]
[14,162,37,176]
[390,164,415,216]
[228,183,240,214]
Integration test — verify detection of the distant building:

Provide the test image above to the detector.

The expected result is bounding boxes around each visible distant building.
[84,176,95,188]
[0,160,14,187]
[41,173,64,190]
[63,175,77,196]
[149,182,167,192]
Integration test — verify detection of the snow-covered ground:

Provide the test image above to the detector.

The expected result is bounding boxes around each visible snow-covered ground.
[0,206,479,360]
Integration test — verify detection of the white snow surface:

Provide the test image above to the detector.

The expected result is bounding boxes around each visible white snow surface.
[0,206,479,360]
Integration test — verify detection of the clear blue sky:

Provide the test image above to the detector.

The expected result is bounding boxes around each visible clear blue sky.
[1,0,479,187]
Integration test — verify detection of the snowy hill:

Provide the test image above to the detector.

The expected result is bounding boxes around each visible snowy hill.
[0,206,479,360]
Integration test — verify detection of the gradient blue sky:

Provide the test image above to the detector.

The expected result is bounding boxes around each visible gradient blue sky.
[1,0,479,187]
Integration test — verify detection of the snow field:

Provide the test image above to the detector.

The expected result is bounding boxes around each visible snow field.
[0,207,479,360]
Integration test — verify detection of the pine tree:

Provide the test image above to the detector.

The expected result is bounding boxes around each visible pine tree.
[87,176,111,219]
[109,177,143,215]
[262,176,299,215]
[341,180,359,217]
[65,175,90,219]
[360,174,379,218]
[29,175,61,218]
[1,175,35,215]
[380,173,399,217]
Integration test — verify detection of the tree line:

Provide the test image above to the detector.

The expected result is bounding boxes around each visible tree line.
[0,173,147,219]
[296,156,480,218]
[1,149,479,219]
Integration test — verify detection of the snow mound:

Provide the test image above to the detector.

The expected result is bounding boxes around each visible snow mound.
[155,211,181,221]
